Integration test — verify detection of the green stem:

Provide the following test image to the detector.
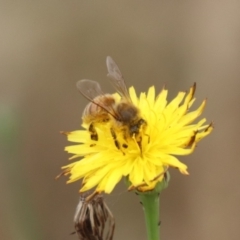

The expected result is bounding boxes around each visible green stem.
[136,172,170,240]
[139,191,160,240]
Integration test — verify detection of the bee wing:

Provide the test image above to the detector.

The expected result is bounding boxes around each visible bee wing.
[106,56,132,102]
[76,79,105,101]
[76,79,120,120]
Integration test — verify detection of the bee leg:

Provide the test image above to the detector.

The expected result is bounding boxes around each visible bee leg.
[89,123,98,141]
[110,128,121,150]
[137,118,149,143]
[144,133,150,143]
[132,132,143,151]
[137,136,143,151]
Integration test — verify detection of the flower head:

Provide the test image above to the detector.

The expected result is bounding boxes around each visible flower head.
[61,81,213,194]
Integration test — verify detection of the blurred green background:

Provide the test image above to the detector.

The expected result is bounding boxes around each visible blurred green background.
[0,1,239,240]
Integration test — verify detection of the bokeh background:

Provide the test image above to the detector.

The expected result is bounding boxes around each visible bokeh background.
[0,1,240,240]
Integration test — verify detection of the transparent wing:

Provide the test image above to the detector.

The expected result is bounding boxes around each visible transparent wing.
[76,79,104,101]
[106,56,132,102]
[76,79,120,120]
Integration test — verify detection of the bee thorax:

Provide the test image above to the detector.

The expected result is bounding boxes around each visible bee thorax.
[117,103,139,123]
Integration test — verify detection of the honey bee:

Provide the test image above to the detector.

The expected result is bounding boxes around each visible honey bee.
[77,56,146,149]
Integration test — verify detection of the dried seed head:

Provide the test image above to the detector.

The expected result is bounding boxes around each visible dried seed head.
[73,193,115,240]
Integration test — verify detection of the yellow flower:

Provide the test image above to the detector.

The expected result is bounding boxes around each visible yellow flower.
[61,83,213,194]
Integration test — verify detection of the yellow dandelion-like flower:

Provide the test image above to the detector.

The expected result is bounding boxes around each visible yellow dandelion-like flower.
[60,57,213,195]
